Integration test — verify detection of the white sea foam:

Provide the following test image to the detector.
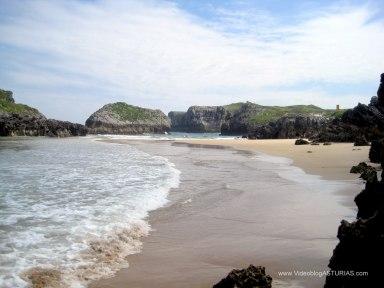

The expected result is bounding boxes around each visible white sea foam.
[0,138,180,287]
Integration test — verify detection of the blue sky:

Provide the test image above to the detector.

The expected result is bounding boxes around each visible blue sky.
[0,0,383,122]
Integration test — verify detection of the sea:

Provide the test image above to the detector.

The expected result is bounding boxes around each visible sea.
[0,136,183,287]
[0,133,360,288]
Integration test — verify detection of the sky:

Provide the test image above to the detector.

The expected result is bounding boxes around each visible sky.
[0,0,383,123]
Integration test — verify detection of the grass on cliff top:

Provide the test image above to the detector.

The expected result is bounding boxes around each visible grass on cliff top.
[223,101,345,125]
[249,105,345,124]
[0,89,41,116]
[107,102,161,121]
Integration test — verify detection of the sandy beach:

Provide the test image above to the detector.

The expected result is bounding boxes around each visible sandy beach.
[90,138,369,288]
[176,139,371,181]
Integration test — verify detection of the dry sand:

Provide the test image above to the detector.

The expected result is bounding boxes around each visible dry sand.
[176,139,371,180]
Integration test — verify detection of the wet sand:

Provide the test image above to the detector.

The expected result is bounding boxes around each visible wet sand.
[176,139,371,181]
[91,139,366,288]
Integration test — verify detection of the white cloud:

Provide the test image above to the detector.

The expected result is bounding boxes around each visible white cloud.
[0,0,383,122]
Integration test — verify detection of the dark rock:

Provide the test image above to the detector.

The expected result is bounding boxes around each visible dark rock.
[354,136,370,146]
[1,90,86,137]
[45,119,87,137]
[0,113,86,137]
[325,139,384,288]
[295,139,309,145]
[369,139,384,164]
[350,162,369,174]
[323,142,332,146]
[378,73,384,109]
[249,115,328,140]
[317,74,384,142]
[311,141,320,145]
[213,265,272,288]
[360,166,378,183]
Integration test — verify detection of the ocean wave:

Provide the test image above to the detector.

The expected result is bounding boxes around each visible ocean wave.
[0,138,180,288]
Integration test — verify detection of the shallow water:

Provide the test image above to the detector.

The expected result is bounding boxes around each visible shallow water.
[92,139,360,288]
[0,137,180,287]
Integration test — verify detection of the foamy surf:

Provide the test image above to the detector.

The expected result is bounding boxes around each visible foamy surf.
[0,138,180,288]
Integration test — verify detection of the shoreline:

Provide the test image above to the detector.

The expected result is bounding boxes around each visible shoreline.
[174,139,371,181]
[90,138,365,288]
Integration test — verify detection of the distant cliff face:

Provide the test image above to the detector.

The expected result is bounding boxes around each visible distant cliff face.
[86,102,170,134]
[0,89,86,137]
[221,102,341,137]
[168,106,229,133]
[247,115,328,139]
[169,102,341,135]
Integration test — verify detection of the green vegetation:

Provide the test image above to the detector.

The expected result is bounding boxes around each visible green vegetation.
[224,102,247,113]
[107,102,161,121]
[0,89,41,116]
[223,102,346,125]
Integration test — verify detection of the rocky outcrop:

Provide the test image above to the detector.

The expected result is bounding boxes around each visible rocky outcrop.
[324,140,384,288]
[0,89,86,137]
[86,102,170,134]
[168,106,229,133]
[246,115,328,139]
[314,74,384,143]
[213,265,272,288]
[295,138,310,145]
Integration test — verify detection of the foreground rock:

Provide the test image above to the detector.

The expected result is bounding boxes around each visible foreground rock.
[86,102,170,134]
[295,138,310,145]
[213,265,272,288]
[0,89,86,137]
[324,139,384,288]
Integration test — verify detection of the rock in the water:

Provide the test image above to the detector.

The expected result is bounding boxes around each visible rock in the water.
[213,265,272,288]
[86,102,170,135]
[354,136,370,146]
[0,89,86,137]
[295,138,309,145]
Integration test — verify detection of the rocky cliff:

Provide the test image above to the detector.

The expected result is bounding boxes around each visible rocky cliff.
[324,139,384,288]
[168,106,229,133]
[0,89,86,137]
[221,102,340,137]
[246,115,328,139]
[86,102,170,134]
[168,102,336,135]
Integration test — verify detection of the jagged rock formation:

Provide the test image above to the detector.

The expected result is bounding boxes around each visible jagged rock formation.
[0,89,86,137]
[221,102,338,136]
[324,140,384,288]
[86,102,170,134]
[314,74,384,142]
[246,115,328,139]
[169,102,339,135]
[168,106,229,133]
[213,265,272,288]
